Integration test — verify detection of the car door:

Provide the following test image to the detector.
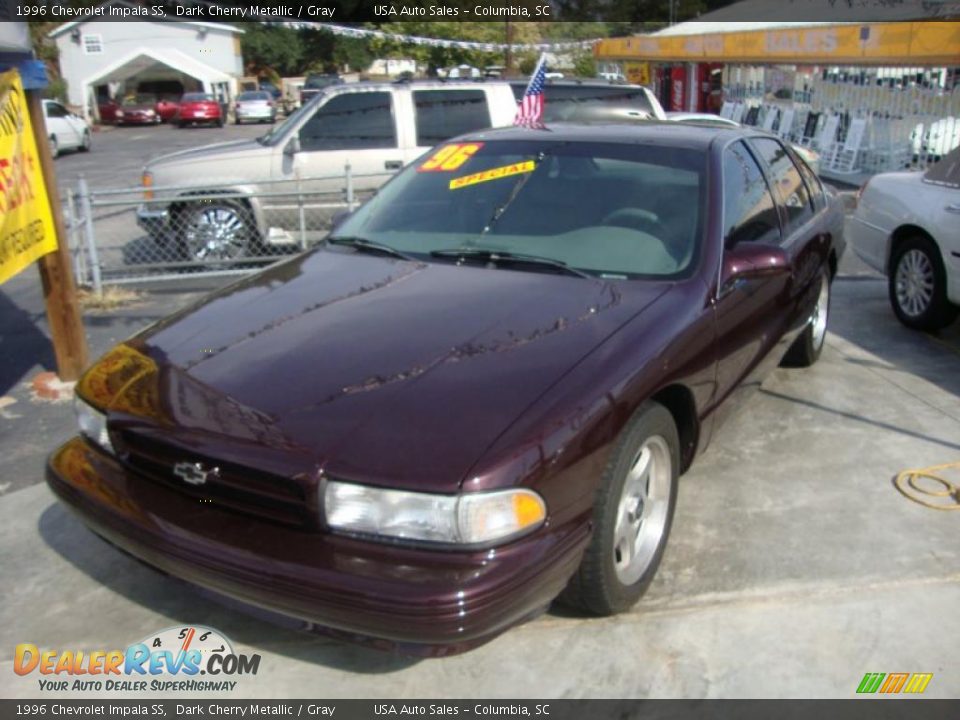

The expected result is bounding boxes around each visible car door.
[268,89,403,242]
[749,135,832,343]
[44,101,80,149]
[710,140,794,421]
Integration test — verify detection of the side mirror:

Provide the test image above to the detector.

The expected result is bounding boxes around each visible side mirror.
[719,243,790,296]
[283,136,301,157]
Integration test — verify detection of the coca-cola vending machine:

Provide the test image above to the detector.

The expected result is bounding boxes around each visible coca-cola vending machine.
[670,66,686,111]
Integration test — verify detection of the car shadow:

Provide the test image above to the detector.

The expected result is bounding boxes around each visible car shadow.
[828,276,960,399]
[0,290,56,396]
[37,502,421,672]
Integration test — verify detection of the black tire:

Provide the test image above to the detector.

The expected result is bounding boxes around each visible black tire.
[49,135,59,158]
[216,118,224,128]
[783,268,831,367]
[561,401,679,615]
[79,129,91,152]
[235,118,244,125]
[888,235,958,331]
[177,121,186,129]
[178,200,258,263]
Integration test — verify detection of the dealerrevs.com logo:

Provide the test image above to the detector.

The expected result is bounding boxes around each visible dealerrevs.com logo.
[14,626,260,693]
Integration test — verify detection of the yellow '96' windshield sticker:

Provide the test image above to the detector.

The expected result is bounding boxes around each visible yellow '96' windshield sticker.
[418,143,483,172]
[449,161,536,190]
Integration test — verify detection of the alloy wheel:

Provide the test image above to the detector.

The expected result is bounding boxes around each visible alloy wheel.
[895,249,935,318]
[811,275,830,351]
[612,435,672,586]
[183,205,251,261]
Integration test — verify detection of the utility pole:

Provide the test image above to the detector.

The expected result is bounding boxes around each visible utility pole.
[25,84,89,380]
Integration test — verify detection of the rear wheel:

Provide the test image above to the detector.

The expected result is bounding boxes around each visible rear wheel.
[889,235,958,331]
[179,200,258,263]
[561,401,679,615]
[783,268,831,367]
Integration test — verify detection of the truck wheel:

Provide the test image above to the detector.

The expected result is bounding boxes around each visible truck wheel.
[179,200,258,263]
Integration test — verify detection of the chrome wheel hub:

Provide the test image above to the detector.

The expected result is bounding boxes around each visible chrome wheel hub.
[185,207,248,261]
[613,436,672,585]
[895,249,934,318]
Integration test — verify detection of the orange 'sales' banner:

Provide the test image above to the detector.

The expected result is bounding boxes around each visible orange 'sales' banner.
[0,69,57,284]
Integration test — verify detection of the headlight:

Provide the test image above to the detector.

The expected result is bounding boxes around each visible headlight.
[145,109,155,116]
[75,397,113,453]
[324,481,546,548]
[116,110,124,117]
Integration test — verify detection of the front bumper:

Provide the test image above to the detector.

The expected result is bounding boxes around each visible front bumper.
[136,205,170,239]
[47,437,589,655]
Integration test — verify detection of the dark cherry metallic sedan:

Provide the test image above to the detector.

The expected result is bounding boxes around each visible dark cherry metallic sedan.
[48,124,844,655]
[113,95,162,126]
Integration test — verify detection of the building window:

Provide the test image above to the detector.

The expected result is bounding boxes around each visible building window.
[82,35,103,55]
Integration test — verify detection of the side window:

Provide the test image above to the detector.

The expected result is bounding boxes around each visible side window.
[722,141,781,247]
[299,92,396,152]
[413,90,491,147]
[794,151,825,210]
[751,137,815,231]
[46,103,68,118]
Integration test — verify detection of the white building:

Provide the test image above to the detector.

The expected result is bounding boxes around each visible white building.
[49,1,244,121]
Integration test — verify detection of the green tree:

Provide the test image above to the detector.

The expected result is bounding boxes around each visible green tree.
[240,23,304,77]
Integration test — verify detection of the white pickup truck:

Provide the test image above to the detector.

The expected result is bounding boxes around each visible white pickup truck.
[137,80,519,261]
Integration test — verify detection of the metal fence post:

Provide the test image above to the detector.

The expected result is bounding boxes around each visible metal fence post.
[65,190,87,287]
[77,176,103,296]
[296,173,307,250]
[345,161,355,212]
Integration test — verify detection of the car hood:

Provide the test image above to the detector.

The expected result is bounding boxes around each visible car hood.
[96,250,668,492]
[146,139,270,175]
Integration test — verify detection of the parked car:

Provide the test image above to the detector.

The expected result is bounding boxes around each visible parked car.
[849,144,960,330]
[509,79,667,122]
[175,93,225,128]
[234,91,277,124]
[115,95,162,126]
[42,99,91,157]
[258,80,282,101]
[137,81,518,261]
[50,123,845,655]
[154,96,180,123]
[299,73,343,105]
[666,111,822,175]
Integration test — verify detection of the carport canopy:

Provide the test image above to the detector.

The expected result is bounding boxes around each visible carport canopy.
[83,47,232,118]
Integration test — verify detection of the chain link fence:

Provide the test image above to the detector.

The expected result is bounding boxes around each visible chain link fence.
[66,164,393,293]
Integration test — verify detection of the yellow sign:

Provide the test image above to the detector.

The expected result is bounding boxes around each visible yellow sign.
[624,62,650,86]
[449,161,535,190]
[0,70,57,284]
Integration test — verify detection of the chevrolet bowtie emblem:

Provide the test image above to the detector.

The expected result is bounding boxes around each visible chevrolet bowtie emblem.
[173,462,219,486]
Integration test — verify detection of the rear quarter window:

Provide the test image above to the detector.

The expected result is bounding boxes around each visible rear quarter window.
[413,90,492,147]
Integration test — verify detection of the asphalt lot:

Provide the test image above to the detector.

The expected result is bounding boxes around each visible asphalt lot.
[1,122,958,699]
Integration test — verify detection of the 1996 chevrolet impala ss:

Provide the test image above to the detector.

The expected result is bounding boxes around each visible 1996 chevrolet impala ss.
[48,124,845,655]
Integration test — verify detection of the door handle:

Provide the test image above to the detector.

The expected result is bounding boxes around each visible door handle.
[946,203,960,215]
[385,160,402,171]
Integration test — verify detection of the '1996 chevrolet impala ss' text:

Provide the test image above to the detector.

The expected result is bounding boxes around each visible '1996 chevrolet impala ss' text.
[48,124,844,655]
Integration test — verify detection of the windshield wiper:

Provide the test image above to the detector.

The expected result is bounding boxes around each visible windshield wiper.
[429,248,593,279]
[328,236,414,261]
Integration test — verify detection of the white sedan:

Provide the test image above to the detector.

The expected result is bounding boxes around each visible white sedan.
[848,145,960,330]
[42,99,91,158]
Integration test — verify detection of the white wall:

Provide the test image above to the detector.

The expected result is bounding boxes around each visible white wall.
[54,21,242,108]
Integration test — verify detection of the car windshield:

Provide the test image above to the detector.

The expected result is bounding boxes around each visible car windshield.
[332,139,706,279]
[122,95,155,106]
[305,75,339,88]
[182,93,215,102]
[238,91,270,101]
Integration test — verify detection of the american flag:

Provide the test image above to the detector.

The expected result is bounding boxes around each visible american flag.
[513,55,547,128]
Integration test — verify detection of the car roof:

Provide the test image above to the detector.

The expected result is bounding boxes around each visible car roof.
[457,121,748,150]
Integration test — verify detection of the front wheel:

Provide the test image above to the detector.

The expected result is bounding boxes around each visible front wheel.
[889,235,958,331]
[561,401,679,615]
[179,200,258,263]
[80,130,91,152]
[49,135,59,158]
[783,268,831,367]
